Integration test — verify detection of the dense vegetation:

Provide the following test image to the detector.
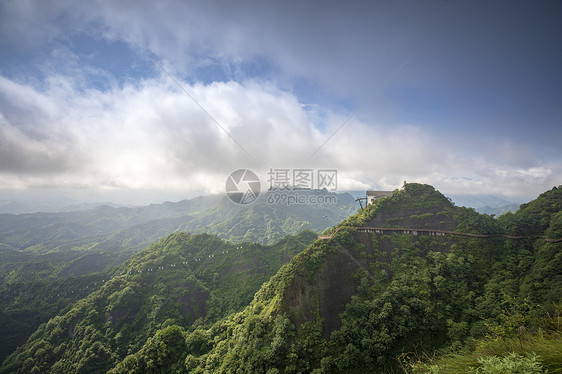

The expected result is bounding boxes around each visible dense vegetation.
[0,191,353,367]
[111,184,560,373]
[0,273,106,363]
[0,191,356,284]
[1,230,316,373]
[2,184,561,373]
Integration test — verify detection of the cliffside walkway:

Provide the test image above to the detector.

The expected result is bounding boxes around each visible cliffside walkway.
[318,226,562,242]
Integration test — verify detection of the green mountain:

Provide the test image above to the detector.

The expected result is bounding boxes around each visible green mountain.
[4,184,561,373]
[0,190,354,366]
[0,191,357,284]
[0,230,317,373]
[0,273,106,364]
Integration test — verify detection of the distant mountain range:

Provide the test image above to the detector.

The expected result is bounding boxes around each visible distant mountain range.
[447,193,522,215]
[0,189,356,365]
[3,184,559,373]
[0,190,357,283]
[1,191,523,215]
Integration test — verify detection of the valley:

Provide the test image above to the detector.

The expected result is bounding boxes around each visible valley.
[0,190,355,366]
[1,183,560,373]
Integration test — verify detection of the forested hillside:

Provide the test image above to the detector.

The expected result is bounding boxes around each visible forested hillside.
[1,230,316,373]
[3,184,561,373]
[0,273,106,363]
[0,191,356,284]
[0,190,354,366]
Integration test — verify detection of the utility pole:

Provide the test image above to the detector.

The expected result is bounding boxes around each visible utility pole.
[355,197,368,209]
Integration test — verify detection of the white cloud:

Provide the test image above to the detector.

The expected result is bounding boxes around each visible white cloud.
[0,0,560,205]
[1,71,559,205]
[0,73,321,194]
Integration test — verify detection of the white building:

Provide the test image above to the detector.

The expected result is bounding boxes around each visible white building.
[366,190,393,204]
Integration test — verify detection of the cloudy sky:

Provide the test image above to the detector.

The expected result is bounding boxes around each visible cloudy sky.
[0,0,560,207]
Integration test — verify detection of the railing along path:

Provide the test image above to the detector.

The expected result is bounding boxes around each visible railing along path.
[318,226,562,242]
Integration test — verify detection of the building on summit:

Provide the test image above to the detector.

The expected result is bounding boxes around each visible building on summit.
[366,190,393,205]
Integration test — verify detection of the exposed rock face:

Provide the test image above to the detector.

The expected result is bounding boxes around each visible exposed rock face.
[284,246,362,338]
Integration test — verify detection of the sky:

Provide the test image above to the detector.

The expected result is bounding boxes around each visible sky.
[0,0,561,209]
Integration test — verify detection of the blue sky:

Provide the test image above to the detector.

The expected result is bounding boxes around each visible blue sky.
[0,0,560,207]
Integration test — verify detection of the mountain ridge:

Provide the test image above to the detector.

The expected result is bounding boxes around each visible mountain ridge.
[107,183,561,373]
[0,230,318,373]
[0,191,357,284]
[3,184,561,373]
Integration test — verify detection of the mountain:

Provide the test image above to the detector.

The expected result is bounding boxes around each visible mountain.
[0,195,223,251]
[0,190,355,366]
[447,193,523,210]
[4,184,560,373]
[445,194,523,217]
[0,198,114,215]
[474,203,520,216]
[0,230,317,372]
[0,272,106,364]
[107,184,556,373]
[0,191,357,284]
